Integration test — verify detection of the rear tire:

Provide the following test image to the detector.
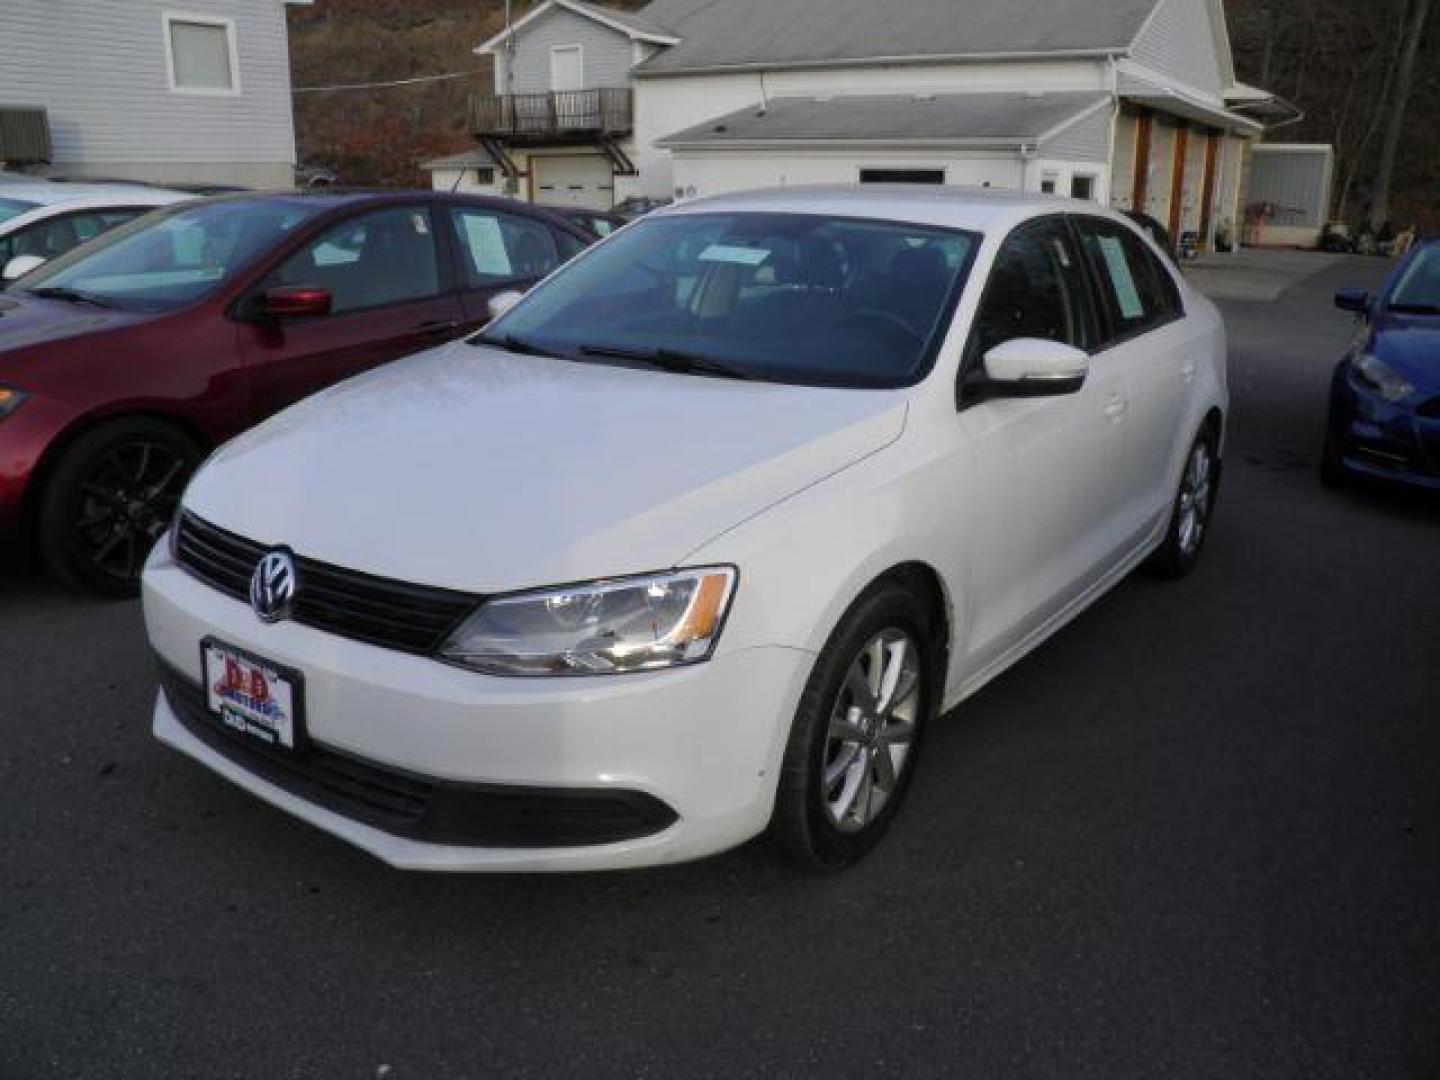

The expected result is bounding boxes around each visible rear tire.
[1153,426,1220,580]
[37,418,201,598]
[772,582,937,871]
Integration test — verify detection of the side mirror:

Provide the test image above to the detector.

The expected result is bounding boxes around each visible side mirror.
[3,254,46,282]
[977,338,1090,400]
[487,289,525,322]
[256,285,332,320]
[1335,288,1370,316]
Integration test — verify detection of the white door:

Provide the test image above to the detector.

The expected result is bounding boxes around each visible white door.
[1073,215,1196,540]
[956,216,1130,670]
[550,45,583,93]
[534,155,614,211]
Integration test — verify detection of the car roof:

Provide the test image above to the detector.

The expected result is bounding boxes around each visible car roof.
[655,184,1128,235]
[0,181,190,208]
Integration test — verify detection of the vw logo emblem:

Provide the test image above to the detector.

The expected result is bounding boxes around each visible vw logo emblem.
[250,550,298,624]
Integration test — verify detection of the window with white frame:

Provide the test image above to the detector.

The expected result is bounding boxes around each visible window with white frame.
[164,13,239,94]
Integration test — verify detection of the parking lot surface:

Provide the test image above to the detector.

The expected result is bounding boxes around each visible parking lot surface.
[2,256,1437,1079]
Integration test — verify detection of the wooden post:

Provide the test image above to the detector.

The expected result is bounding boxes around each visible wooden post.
[1198,130,1219,251]
[1132,109,1153,213]
[1168,123,1188,239]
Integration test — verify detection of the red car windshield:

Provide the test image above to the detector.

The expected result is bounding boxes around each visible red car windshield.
[17,199,326,313]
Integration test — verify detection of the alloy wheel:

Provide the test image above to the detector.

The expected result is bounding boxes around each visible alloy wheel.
[822,628,921,833]
[1176,439,1214,557]
[71,439,191,586]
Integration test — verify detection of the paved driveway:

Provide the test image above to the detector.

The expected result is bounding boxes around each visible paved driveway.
[2,257,1437,1079]
[1182,249,1347,302]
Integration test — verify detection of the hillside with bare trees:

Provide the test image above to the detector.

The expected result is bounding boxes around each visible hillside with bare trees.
[289,0,1437,229]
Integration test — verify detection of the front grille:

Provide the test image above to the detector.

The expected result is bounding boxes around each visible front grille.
[158,661,678,848]
[175,512,480,656]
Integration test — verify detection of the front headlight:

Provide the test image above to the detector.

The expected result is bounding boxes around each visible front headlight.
[439,567,737,676]
[0,386,28,421]
[1352,353,1415,403]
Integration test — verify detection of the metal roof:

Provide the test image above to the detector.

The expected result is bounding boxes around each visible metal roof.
[420,149,498,171]
[565,0,677,40]
[634,0,1161,74]
[658,93,1108,147]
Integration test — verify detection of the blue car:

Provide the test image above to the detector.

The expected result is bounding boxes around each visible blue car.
[1323,237,1440,490]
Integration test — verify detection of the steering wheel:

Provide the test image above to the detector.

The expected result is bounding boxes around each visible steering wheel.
[838,308,923,347]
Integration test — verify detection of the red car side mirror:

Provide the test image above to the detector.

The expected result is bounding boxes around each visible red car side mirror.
[259,285,332,319]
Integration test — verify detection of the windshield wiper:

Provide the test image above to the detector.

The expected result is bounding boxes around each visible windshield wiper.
[1389,303,1440,314]
[477,332,555,358]
[25,286,115,309]
[578,343,753,381]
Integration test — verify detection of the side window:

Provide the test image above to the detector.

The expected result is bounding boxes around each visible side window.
[971,218,1094,360]
[1074,217,1181,341]
[271,206,441,315]
[554,228,589,260]
[446,208,562,289]
[68,208,146,244]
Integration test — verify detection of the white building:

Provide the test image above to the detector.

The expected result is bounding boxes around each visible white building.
[0,0,308,188]
[469,0,1291,251]
[472,0,1296,252]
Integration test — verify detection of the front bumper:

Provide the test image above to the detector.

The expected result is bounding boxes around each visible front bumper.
[143,546,812,872]
[1328,372,1440,491]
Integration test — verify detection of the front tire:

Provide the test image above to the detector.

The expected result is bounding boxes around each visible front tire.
[37,418,201,598]
[1153,426,1220,580]
[773,583,937,870]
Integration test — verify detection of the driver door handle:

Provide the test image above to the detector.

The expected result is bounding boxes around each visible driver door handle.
[413,320,461,338]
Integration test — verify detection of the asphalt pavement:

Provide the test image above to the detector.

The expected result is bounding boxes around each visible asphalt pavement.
[2,255,1437,1079]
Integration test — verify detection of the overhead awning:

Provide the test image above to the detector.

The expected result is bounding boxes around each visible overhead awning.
[658,92,1110,150]
[1224,82,1305,128]
[1117,74,1263,135]
[0,107,51,164]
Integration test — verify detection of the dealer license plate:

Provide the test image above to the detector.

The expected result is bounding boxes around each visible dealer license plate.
[202,639,302,752]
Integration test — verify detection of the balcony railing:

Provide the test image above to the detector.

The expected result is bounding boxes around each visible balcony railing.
[471,88,633,142]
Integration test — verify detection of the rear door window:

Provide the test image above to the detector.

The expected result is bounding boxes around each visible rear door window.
[446,207,563,288]
[1073,217,1183,344]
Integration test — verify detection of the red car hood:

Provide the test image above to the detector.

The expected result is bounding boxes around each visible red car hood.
[0,294,151,353]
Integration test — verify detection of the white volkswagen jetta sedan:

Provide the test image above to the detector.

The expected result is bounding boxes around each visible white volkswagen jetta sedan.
[142,186,1227,872]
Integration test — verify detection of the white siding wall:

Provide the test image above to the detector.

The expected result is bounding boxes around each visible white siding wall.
[1110,110,1139,210]
[1039,104,1113,163]
[671,148,1025,201]
[0,0,297,182]
[427,168,505,197]
[1130,0,1225,99]
[634,58,1111,198]
[500,7,638,94]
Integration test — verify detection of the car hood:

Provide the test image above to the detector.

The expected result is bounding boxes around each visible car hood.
[1373,314,1440,393]
[0,293,150,352]
[186,342,909,593]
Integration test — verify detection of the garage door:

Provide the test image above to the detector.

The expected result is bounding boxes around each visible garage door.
[534,155,614,211]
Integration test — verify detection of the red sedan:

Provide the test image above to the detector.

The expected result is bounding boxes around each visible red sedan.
[0,190,593,595]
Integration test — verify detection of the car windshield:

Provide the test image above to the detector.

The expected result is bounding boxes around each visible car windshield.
[15,198,327,312]
[1390,245,1440,314]
[483,211,978,388]
[0,197,37,225]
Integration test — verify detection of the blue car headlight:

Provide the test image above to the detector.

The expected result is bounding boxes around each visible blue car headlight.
[1352,353,1415,404]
